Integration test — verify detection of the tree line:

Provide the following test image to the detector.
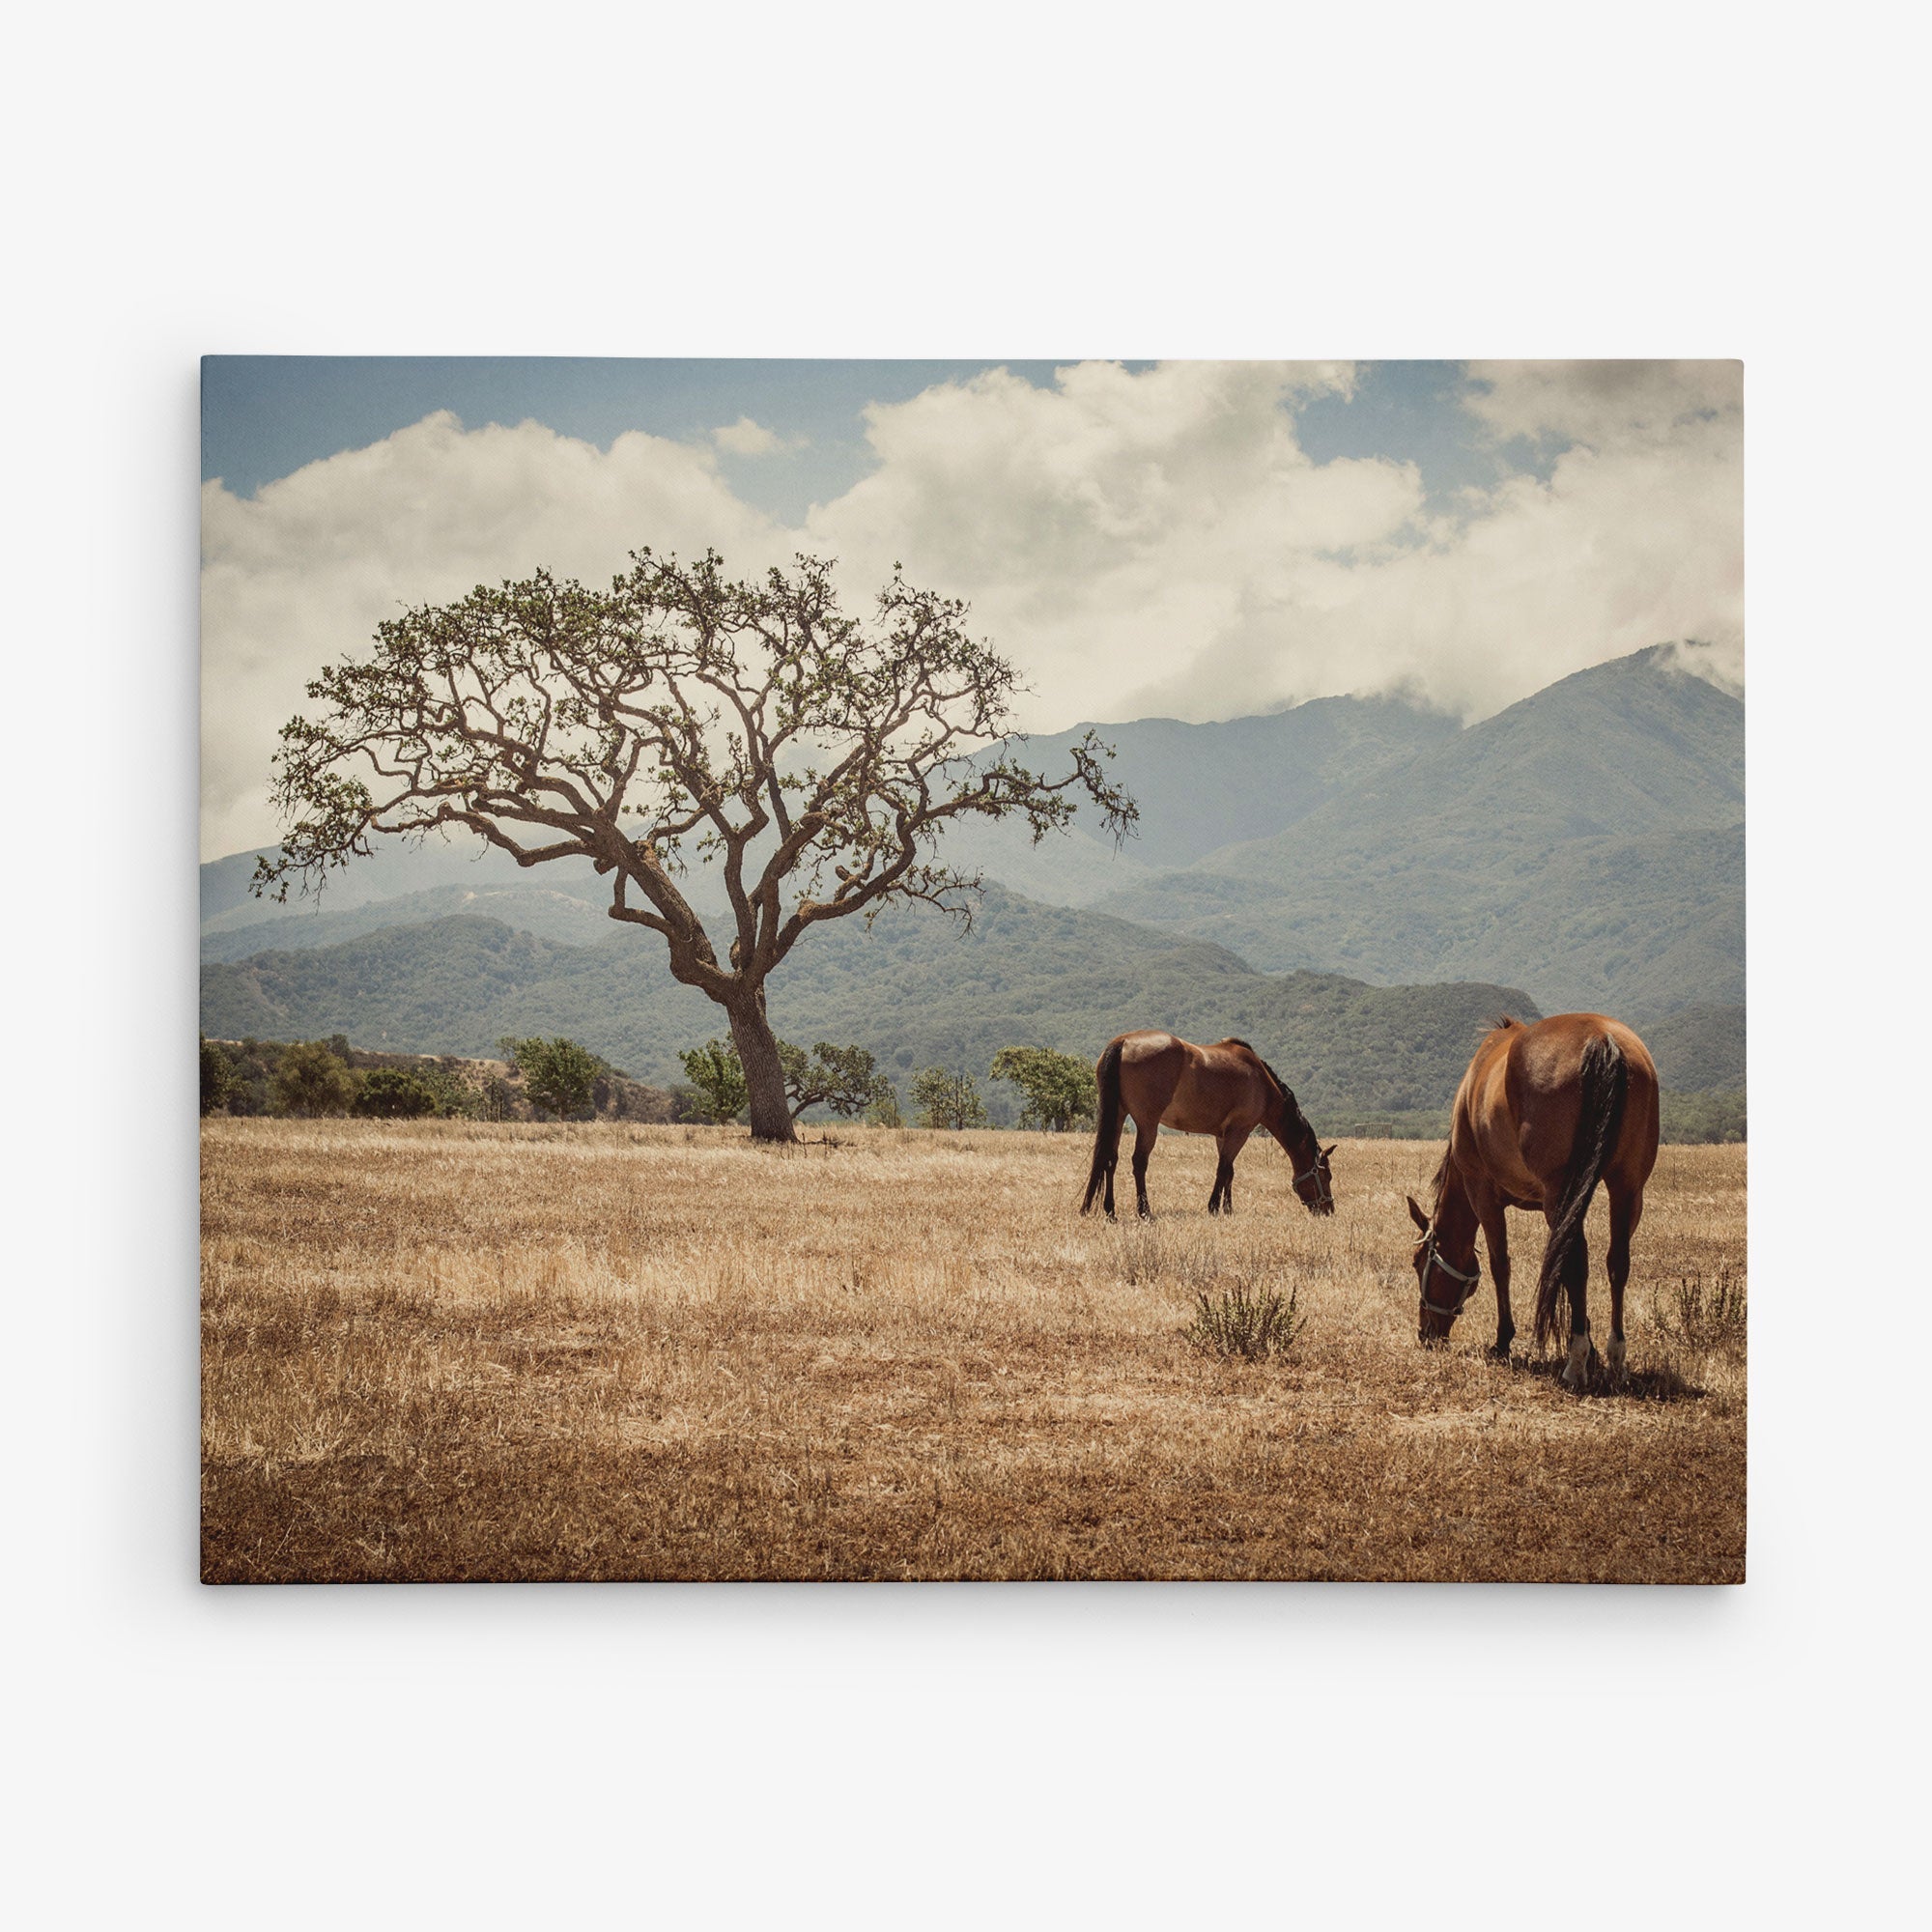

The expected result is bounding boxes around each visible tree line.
[199,1034,670,1122]
[201,1031,1099,1133]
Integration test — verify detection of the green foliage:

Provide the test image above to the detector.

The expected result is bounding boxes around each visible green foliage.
[268,1040,357,1118]
[1660,1088,1747,1144]
[1181,1283,1306,1361]
[351,1067,440,1119]
[777,1039,896,1122]
[864,1084,903,1127]
[989,1044,1095,1132]
[678,1040,749,1124]
[910,1066,988,1130]
[499,1036,601,1120]
[199,1036,235,1116]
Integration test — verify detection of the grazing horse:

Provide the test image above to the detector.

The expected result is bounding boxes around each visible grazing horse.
[1081,1030,1335,1221]
[1406,1013,1660,1389]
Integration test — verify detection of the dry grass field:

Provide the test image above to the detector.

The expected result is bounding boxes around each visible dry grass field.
[201,1120,1746,1583]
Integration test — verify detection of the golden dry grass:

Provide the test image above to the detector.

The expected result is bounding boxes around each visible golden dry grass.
[201,1121,1745,1582]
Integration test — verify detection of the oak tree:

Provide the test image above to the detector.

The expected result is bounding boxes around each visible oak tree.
[911,1065,989,1130]
[989,1045,1096,1132]
[259,550,1134,1142]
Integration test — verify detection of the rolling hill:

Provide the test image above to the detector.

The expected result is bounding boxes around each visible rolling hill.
[200,886,1544,1133]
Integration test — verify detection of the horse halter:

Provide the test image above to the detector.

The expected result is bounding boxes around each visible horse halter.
[1293,1154,1333,1212]
[1415,1226,1482,1320]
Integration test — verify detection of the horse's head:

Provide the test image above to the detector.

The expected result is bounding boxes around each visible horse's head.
[1406,1194,1481,1344]
[1292,1142,1337,1217]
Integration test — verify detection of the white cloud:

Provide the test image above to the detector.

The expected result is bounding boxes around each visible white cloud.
[711,415,801,457]
[201,363,1744,858]
[804,357,1741,728]
[201,411,784,859]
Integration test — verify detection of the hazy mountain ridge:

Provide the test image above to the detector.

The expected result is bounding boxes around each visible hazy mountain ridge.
[936,693,1460,902]
[1094,648,1744,1018]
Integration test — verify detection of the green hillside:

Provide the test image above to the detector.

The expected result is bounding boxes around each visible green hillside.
[202,881,615,961]
[200,887,1543,1134]
[1097,648,1744,1019]
[1642,1003,1746,1093]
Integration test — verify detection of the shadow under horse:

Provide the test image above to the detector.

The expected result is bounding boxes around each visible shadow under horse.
[1406,1013,1661,1389]
[1081,1030,1335,1220]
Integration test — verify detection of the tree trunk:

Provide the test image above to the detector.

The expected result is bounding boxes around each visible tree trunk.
[726,991,797,1144]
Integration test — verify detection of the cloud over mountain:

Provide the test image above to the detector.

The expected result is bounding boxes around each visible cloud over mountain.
[200,360,1741,858]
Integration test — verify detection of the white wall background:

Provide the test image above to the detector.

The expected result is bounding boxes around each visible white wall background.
[4,3,1924,1926]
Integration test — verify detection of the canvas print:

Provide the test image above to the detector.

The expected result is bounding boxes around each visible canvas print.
[199,358,1745,1582]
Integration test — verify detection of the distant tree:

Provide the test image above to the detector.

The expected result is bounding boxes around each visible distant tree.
[678,1040,749,1123]
[911,1065,988,1130]
[255,548,1134,1144]
[480,1074,517,1122]
[268,1040,358,1118]
[351,1068,440,1119]
[990,1045,1096,1132]
[776,1040,897,1123]
[499,1036,601,1120]
[199,1036,235,1117]
[865,1083,904,1128]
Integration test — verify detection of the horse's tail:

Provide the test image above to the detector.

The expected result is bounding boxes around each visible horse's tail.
[1534,1033,1629,1350]
[1081,1038,1125,1214]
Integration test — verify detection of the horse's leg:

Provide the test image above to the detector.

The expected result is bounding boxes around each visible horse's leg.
[1208,1130,1238,1213]
[1132,1116,1158,1220]
[1480,1205,1514,1360]
[1559,1220,1595,1391]
[1605,1186,1643,1381]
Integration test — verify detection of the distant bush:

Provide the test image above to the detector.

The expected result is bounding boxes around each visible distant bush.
[499,1036,601,1121]
[911,1066,988,1130]
[678,1041,749,1124]
[351,1068,440,1119]
[1660,1088,1747,1144]
[778,1040,897,1123]
[268,1041,357,1118]
[199,1036,235,1117]
[990,1045,1094,1132]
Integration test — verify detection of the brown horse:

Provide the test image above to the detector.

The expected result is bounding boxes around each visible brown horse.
[1406,1013,1660,1388]
[1081,1031,1335,1220]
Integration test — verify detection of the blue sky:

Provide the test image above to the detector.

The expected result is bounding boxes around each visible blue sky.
[202,356,1544,526]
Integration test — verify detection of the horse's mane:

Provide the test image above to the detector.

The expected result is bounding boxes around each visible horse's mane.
[1427,1147,1456,1216]
[1226,1038,1307,1134]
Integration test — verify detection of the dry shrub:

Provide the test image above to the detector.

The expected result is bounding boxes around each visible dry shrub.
[1181,1281,1306,1361]
[1652,1267,1748,1351]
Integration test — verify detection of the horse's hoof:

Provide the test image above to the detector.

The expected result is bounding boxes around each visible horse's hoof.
[1487,1344,1512,1364]
[1605,1338,1627,1382]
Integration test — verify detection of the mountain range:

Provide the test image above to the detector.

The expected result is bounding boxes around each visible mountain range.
[200,642,1745,1117]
